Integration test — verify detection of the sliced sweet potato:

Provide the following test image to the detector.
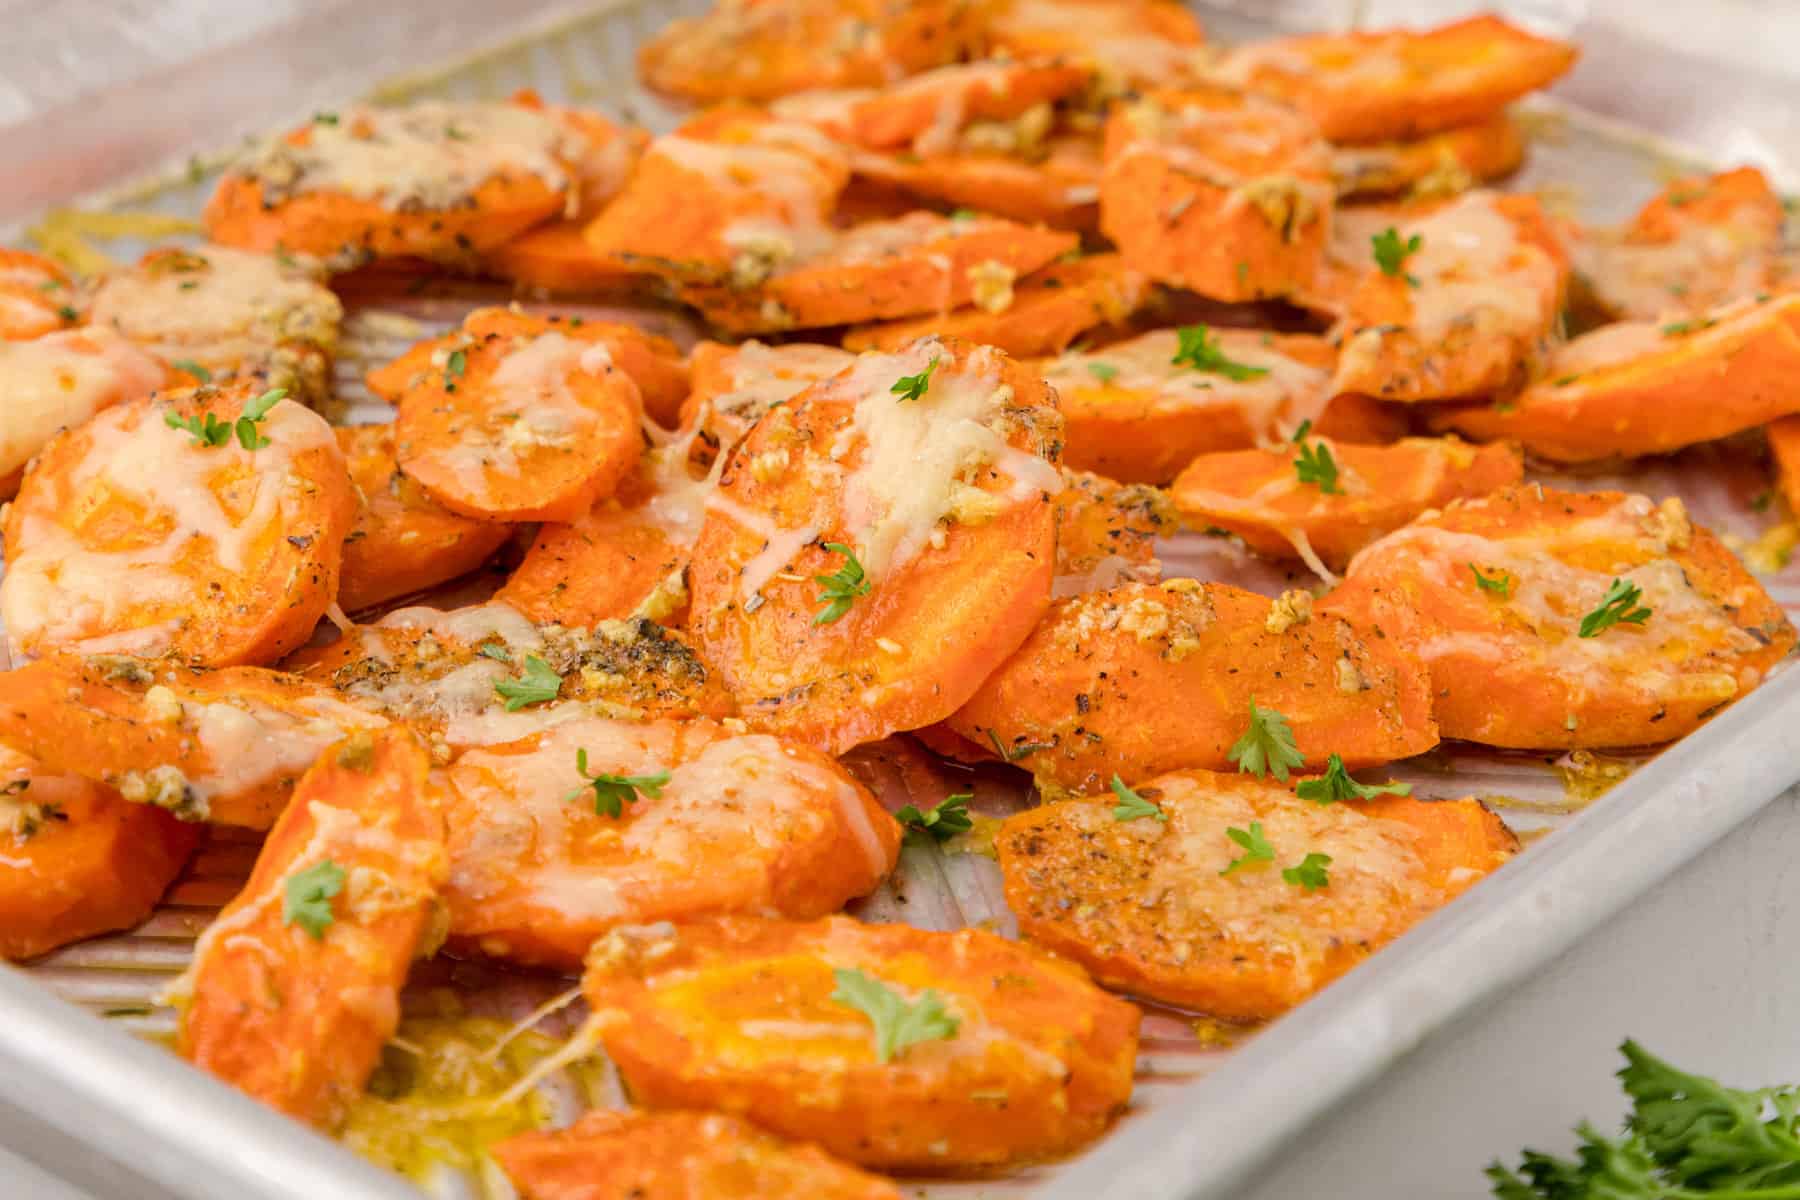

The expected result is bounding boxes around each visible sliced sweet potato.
[1170,436,1524,570]
[443,715,899,969]
[1214,15,1577,144]
[986,0,1208,89]
[583,915,1140,1170]
[1330,112,1526,199]
[0,327,165,497]
[843,252,1149,357]
[0,248,80,340]
[205,100,581,268]
[1435,293,1800,463]
[687,336,1062,755]
[848,131,1105,231]
[493,1109,904,1200]
[336,423,512,612]
[175,727,446,1128]
[1321,486,1796,748]
[678,211,1078,334]
[0,746,199,961]
[1,383,354,666]
[1054,469,1177,594]
[947,579,1439,795]
[1331,190,1568,402]
[1099,87,1332,302]
[996,768,1516,1020]
[774,60,1090,152]
[0,655,388,830]
[637,0,981,103]
[681,340,857,461]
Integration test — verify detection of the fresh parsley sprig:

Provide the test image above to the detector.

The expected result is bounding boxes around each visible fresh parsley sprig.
[1469,564,1512,597]
[1228,700,1306,782]
[830,968,960,1062]
[1372,227,1423,285]
[1282,852,1332,891]
[564,749,669,818]
[1111,775,1167,823]
[813,542,871,625]
[493,654,563,711]
[164,387,286,450]
[443,348,467,392]
[1220,821,1275,875]
[1293,434,1341,494]
[894,793,974,842]
[891,355,940,402]
[283,859,345,940]
[1295,754,1412,805]
[1579,578,1652,639]
[1171,324,1270,382]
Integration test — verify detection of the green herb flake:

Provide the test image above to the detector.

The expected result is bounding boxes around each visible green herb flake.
[1171,324,1270,382]
[444,348,467,391]
[812,542,871,625]
[891,355,940,402]
[1292,436,1340,494]
[1220,821,1275,876]
[894,793,974,842]
[314,111,340,125]
[1372,227,1423,285]
[1227,700,1305,782]
[1086,361,1120,383]
[283,860,346,940]
[1578,578,1651,638]
[1282,851,1332,891]
[1469,563,1512,597]
[1295,753,1412,804]
[563,748,670,819]
[829,967,960,1062]
[171,359,213,384]
[493,654,562,711]
[1111,775,1167,823]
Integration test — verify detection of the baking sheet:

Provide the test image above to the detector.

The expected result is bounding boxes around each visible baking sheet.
[3,3,1799,1199]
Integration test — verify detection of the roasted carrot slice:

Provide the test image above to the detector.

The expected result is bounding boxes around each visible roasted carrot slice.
[0,327,165,498]
[1570,166,1790,322]
[0,746,199,961]
[205,100,581,268]
[774,60,1090,152]
[583,915,1140,1170]
[494,1109,904,1200]
[1100,87,1332,302]
[1321,486,1796,749]
[1331,190,1568,402]
[1770,415,1800,517]
[0,248,80,340]
[443,715,899,969]
[1054,469,1178,595]
[947,579,1439,795]
[986,0,1208,90]
[996,768,1516,1021]
[368,307,688,428]
[283,603,736,748]
[392,316,645,524]
[1330,112,1526,199]
[174,727,446,1128]
[1435,294,1800,463]
[688,336,1062,755]
[335,424,512,612]
[1,383,354,666]
[0,655,388,830]
[843,253,1149,357]
[1214,15,1577,144]
[484,222,647,296]
[849,132,1105,231]
[1171,436,1524,571]
[681,340,857,461]
[637,0,981,103]
[678,211,1078,334]
[509,89,650,217]
[89,245,343,409]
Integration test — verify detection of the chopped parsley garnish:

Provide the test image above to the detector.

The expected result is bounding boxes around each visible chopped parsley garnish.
[37,278,62,292]
[1228,700,1305,782]
[57,304,79,323]
[476,641,512,663]
[564,749,669,819]
[891,355,940,402]
[1295,754,1413,805]
[812,542,871,625]
[1282,851,1332,891]
[1292,434,1341,494]
[1661,317,1716,337]
[1372,226,1422,285]
[894,793,974,842]
[829,968,960,1062]
[1171,324,1270,382]
[443,348,467,391]
[171,358,212,383]
[164,387,285,450]
[313,111,339,125]
[1086,361,1119,383]
[948,208,979,221]
[1578,578,1651,638]
[283,860,345,940]
[493,654,562,711]
[1469,563,1512,597]
[1220,821,1275,875]
[1111,775,1167,823]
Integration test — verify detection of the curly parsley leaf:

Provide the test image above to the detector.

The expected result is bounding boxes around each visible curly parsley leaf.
[283,859,345,940]
[1295,753,1412,805]
[1281,851,1332,891]
[1293,435,1341,494]
[829,968,960,1062]
[165,408,234,447]
[1220,821,1275,875]
[234,387,285,450]
[891,355,940,402]
[1372,226,1423,285]
[1111,775,1167,823]
[444,348,467,391]
[1228,700,1305,782]
[1469,563,1512,597]
[894,792,974,842]
[1578,578,1651,639]
[813,542,872,625]
[565,748,669,818]
[494,654,563,711]
[1171,323,1270,382]
[171,358,212,383]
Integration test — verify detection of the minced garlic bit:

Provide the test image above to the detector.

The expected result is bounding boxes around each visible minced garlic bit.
[946,481,1005,526]
[1117,594,1172,642]
[142,684,184,725]
[748,447,791,484]
[1647,495,1693,551]
[1335,655,1370,695]
[117,764,205,821]
[1265,589,1314,634]
[968,260,1018,314]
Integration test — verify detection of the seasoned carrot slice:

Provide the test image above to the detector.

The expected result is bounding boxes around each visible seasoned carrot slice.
[174,727,446,1128]
[583,113,850,288]
[849,132,1105,231]
[1321,486,1796,749]
[283,603,735,748]
[773,60,1090,152]
[843,253,1149,357]
[986,0,1208,89]
[392,318,645,524]
[205,100,581,268]
[637,0,981,103]
[947,579,1439,795]
[493,1109,904,1200]
[996,769,1516,1021]
[681,340,857,461]
[678,211,1078,334]
[1100,87,1332,302]
[688,337,1062,755]
[1331,190,1568,403]
[1,383,354,666]
[509,89,650,217]
[335,424,511,612]
[1053,469,1178,595]
[443,716,899,969]
[0,655,388,830]
[1330,112,1525,199]
[368,307,688,427]
[1435,294,1800,463]
[1214,15,1577,144]
[89,245,343,410]
[484,222,646,297]
[0,747,199,961]
[1171,436,1524,571]
[583,915,1140,1170]
[0,327,165,498]
[1770,415,1800,517]
[1569,167,1793,322]
[0,248,80,340]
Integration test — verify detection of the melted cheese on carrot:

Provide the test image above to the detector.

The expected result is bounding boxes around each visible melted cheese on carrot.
[0,329,162,478]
